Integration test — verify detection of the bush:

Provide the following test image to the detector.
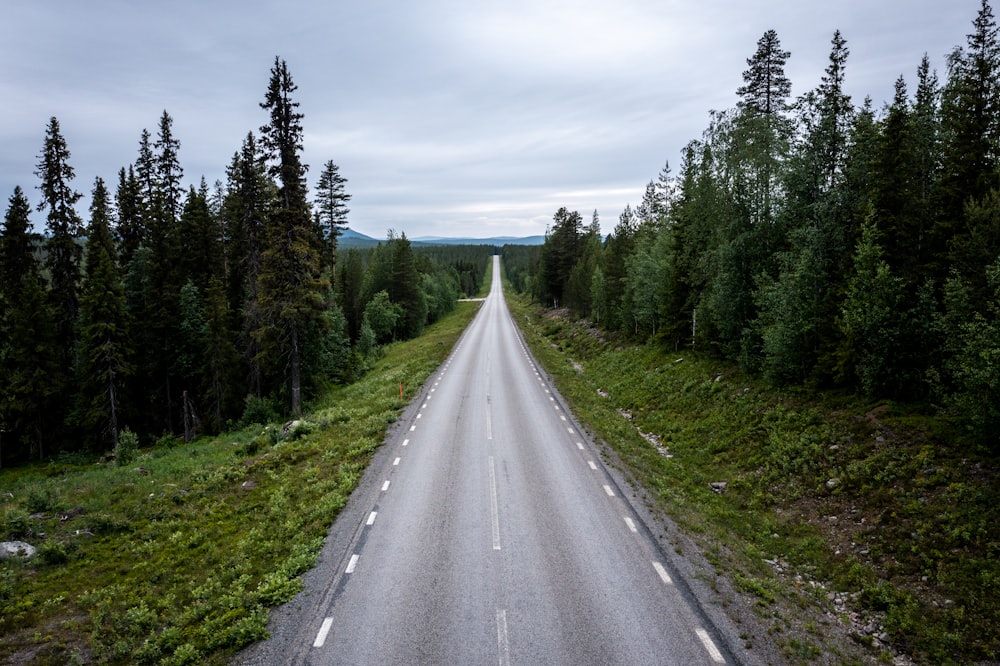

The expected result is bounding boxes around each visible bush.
[240,395,280,427]
[36,539,69,566]
[1,506,30,538]
[116,428,139,466]
[24,484,59,514]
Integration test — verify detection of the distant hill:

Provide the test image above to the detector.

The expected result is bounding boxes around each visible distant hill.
[337,228,382,248]
[337,228,545,249]
[411,235,545,246]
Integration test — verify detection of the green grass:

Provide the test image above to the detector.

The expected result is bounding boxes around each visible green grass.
[506,292,1000,665]
[0,297,483,665]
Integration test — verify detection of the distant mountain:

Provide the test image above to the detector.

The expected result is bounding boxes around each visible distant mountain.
[410,235,545,246]
[337,228,382,248]
[337,228,545,248]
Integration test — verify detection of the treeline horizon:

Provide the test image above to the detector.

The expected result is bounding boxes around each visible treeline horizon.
[506,0,1000,452]
[0,57,492,465]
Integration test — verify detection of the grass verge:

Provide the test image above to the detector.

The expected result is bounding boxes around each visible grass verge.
[506,295,999,665]
[0,298,482,665]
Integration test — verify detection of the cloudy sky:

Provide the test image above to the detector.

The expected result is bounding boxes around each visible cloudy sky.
[0,1,981,240]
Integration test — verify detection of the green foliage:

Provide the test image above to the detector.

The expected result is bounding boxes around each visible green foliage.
[362,290,402,344]
[511,294,1000,663]
[0,298,479,664]
[115,428,139,467]
[839,216,906,396]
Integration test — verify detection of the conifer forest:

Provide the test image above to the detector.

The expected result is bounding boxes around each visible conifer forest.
[3,0,1000,467]
[506,1,1000,454]
[0,57,492,464]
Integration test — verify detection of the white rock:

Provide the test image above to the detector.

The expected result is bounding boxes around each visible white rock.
[0,541,37,559]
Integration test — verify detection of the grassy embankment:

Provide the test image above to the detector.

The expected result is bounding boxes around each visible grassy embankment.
[506,291,998,665]
[0,272,488,665]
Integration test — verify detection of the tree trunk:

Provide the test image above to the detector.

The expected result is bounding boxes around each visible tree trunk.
[290,324,301,417]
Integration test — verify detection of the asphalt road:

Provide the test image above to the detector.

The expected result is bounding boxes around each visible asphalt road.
[238,256,739,665]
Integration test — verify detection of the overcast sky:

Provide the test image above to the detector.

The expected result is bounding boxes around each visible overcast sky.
[0,1,981,240]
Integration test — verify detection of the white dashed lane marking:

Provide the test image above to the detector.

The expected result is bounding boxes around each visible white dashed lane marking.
[313,617,333,648]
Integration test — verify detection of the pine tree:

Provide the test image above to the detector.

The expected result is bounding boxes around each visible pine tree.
[737,29,792,116]
[257,56,326,416]
[75,178,131,451]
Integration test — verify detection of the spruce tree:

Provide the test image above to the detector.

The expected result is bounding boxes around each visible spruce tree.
[0,187,59,461]
[223,132,273,397]
[388,233,427,339]
[314,159,351,271]
[35,116,84,363]
[938,0,1000,291]
[75,178,131,451]
[257,56,326,416]
[114,165,144,266]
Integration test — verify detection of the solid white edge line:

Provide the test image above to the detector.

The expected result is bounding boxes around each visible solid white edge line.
[345,554,359,574]
[695,628,726,663]
[313,617,334,648]
[367,511,377,526]
[496,609,511,666]
[652,561,673,585]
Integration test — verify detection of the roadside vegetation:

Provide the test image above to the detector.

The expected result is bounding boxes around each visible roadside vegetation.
[507,292,999,664]
[0,293,483,665]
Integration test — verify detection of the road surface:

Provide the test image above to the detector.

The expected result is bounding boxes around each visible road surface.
[239,256,739,665]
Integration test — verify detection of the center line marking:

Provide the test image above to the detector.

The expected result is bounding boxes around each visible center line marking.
[367,511,377,526]
[402,438,409,447]
[488,456,501,550]
[381,480,390,492]
[624,516,637,532]
[313,617,334,648]
[603,485,615,497]
[696,628,725,663]
[652,561,673,585]
[486,406,493,440]
[345,554,359,574]
[496,609,511,666]
[393,457,401,466]
[410,425,416,432]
